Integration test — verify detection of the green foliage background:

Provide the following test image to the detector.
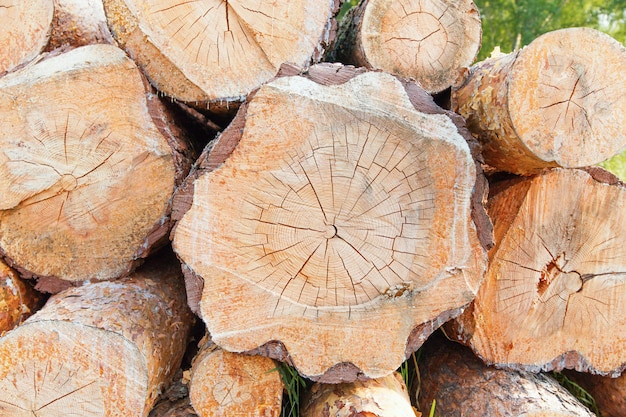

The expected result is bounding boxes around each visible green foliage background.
[475,0,626,60]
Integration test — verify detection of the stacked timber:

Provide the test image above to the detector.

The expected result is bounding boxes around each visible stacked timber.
[0,1,624,416]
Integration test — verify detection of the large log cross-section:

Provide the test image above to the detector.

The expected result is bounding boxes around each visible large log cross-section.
[173,65,487,382]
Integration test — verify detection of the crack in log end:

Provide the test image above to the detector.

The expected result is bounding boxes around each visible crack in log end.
[232,117,444,310]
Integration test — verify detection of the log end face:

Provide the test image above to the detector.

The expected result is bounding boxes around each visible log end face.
[458,168,626,375]
[174,69,487,381]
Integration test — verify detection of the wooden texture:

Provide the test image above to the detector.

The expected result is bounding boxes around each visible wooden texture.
[302,372,420,417]
[417,333,596,417]
[189,340,283,417]
[0,44,194,288]
[451,168,626,376]
[172,64,488,382]
[563,371,626,417]
[0,0,53,74]
[0,251,194,417]
[46,0,115,50]
[0,259,44,335]
[102,0,341,109]
[329,0,481,93]
[453,27,626,175]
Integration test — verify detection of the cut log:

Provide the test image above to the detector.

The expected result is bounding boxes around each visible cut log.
[450,168,626,375]
[452,27,626,175]
[172,63,488,382]
[0,0,54,74]
[0,259,44,335]
[416,333,596,417]
[189,338,283,417]
[0,250,194,417]
[563,370,626,417]
[102,0,341,111]
[328,0,481,93]
[301,372,420,417]
[0,44,194,289]
[46,0,115,50]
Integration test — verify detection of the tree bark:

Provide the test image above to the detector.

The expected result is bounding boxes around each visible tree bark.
[301,372,420,417]
[172,63,488,382]
[0,0,54,74]
[0,44,195,289]
[450,168,626,376]
[46,0,115,50]
[189,338,283,417]
[563,370,626,417]
[452,27,626,175]
[0,259,44,335]
[0,250,194,417]
[328,0,481,93]
[102,0,341,112]
[416,333,596,417]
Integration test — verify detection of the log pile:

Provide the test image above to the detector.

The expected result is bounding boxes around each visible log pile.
[0,0,624,416]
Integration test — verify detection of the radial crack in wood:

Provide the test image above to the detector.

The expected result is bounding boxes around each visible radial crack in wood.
[172,68,487,381]
[0,252,194,417]
[103,0,340,108]
[328,0,481,93]
[0,44,193,285]
[0,0,53,74]
[452,28,626,175]
[451,168,626,376]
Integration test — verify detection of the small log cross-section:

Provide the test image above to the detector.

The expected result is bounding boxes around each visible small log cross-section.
[189,340,283,417]
[330,0,482,93]
[451,168,626,376]
[0,0,54,74]
[173,66,487,382]
[301,372,420,417]
[0,44,193,288]
[417,333,596,417]
[452,27,626,175]
[0,252,194,417]
[103,0,340,108]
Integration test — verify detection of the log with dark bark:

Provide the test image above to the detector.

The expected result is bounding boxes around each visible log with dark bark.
[329,0,482,93]
[102,0,341,112]
[0,259,45,335]
[0,0,54,74]
[417,333,596,417]
[0,250,194,417]
[172,63,488,382]
[0,44,195,290]
[189,337,283,417]
[453,27,626,175]
[450,168,626,376]
[301,372,420,417]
